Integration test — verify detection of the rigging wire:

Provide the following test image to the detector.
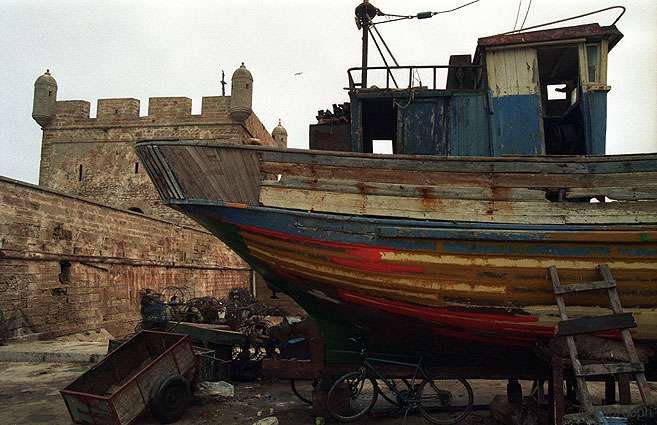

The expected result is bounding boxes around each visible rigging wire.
[369,15,400,67]
[375,0,482,24]
[520,0,533,29]
[513,0,523,31]
[367,26,400,88]
[367,0,483,87]
[499,6,626,36]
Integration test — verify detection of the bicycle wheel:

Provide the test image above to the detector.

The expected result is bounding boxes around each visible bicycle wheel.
[327,371,378,422]
[417,372,473,424]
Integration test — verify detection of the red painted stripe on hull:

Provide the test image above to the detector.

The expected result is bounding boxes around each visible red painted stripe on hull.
[338,289,555,343]
[429,326,532,347]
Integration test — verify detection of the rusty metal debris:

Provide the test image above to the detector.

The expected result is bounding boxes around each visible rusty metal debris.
[316,102,350,124]
[137,286,284,364]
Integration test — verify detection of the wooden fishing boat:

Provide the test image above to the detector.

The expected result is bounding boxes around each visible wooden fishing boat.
[136,7,657,377]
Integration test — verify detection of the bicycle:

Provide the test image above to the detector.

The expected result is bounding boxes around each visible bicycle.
[326,344,473,424]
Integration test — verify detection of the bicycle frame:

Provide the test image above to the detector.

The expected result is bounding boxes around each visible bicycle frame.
[362,355,431,405]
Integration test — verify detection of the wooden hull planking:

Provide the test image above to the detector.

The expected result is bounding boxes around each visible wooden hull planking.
[136,141,657,369]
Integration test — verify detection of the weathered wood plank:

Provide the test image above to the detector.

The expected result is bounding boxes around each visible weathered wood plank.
[576,362,644,377]
[554,280,617,295]
[261,176,548,201]
[261,162,495,186]
[259,186,657,225]
[566,184,657,200]
[261,161,657,196]
[493,171,657,190]
[161,145,260,204]
[556,313,636,337]
[259,150,592,173]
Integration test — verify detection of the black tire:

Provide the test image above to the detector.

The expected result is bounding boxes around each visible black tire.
[327,371,378,422]
[417,372,473,424]
[291,379,317,405]
[149,374,191,424]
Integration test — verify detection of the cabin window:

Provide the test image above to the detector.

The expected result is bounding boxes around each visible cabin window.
[586,44,599,83]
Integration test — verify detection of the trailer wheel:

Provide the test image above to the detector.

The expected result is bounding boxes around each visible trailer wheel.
[149,374,191,424]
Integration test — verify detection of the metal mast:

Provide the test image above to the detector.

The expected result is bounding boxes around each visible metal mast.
[355,1,378,88]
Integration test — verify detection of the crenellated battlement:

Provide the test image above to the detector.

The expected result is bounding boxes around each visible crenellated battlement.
[147,97,192,118]
[51,96,234,125]
[97,98,140,119]
[56,100,91,118]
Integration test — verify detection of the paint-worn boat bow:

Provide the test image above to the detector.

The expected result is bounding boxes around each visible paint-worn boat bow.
[136,140,657,373]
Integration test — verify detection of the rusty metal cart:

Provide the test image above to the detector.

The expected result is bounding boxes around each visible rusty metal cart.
[61,330,197,425]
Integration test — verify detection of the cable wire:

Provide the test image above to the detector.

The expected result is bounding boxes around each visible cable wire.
[431,0,481,17]
[513,0,523,30]
[376,0,481,23]
[499,6,626,36]
[520,0,533,29]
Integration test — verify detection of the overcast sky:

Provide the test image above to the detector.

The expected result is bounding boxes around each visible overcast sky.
[1,0,655,184]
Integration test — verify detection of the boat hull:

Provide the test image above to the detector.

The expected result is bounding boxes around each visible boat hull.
[170,200,657,374]
[135,141,657,377]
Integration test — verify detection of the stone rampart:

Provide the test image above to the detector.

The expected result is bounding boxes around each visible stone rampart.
[45,96,276,147]
[0,176,251,339]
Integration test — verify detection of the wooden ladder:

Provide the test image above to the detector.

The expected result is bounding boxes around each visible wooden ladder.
[549,264,654,410]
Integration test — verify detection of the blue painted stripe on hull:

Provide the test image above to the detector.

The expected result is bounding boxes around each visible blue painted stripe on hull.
[168,198,649,232]
[172,201,653,258]
[443,241,610,257]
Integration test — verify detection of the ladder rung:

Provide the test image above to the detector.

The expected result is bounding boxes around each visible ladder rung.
[575,362,644,377]
[556,313,636,337]
[554,279,616,295]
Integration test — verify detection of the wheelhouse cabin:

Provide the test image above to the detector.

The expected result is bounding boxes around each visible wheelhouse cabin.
[310,24,623,158]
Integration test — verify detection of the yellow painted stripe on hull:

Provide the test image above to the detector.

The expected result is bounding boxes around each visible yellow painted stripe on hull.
[381,251,657,271]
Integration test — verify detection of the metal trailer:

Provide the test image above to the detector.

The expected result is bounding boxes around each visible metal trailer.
[61,331,197,425]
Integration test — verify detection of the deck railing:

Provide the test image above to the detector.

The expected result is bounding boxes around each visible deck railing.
[347,65,484,92]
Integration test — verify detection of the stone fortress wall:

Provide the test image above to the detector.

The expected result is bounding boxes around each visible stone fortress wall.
[0,176,251,338]
[0,66,301,340]
[39,94,277,224]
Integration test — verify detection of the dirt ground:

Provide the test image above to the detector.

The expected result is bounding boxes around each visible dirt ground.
[0,360,508,425]
[0,360,650,425]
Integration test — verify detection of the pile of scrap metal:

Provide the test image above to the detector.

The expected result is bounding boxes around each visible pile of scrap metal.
[316,102,350,124]
[137,286,285,362]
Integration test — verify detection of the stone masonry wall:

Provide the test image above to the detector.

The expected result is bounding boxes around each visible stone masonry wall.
[38,96,280,225]
[0,177,252,339]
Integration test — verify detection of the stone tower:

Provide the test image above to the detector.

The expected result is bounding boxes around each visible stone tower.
[32,70,58,128]
[35,68,279,222]
[272,119,288,147]
[229,63,253,122]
